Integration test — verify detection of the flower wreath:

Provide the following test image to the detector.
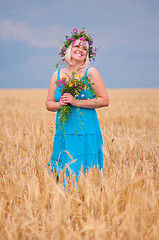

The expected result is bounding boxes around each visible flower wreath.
[56,28,99,68]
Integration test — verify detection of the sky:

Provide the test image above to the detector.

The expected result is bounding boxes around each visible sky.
[0,0,159,89]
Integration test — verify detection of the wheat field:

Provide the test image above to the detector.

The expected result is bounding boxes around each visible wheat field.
[0,89,159,240]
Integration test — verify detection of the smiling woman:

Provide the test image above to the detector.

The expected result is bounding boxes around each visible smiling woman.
[65,39,89,67]
[45,28,109,183]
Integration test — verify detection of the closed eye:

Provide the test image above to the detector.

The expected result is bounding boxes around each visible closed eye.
[73,45,79,48]
[82,46,87,51]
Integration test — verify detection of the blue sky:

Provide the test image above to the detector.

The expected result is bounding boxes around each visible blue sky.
[0,0,158,88]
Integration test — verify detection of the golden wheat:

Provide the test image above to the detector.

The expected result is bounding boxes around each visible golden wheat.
[0,89,159,240]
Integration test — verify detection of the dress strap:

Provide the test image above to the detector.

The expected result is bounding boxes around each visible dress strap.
[85,66,91,77]
[57,69,60,80]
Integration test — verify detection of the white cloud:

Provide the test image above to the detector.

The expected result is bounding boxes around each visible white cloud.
[0,20,68,48]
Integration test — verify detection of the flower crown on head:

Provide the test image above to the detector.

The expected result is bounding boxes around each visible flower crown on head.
[56,28,99,68]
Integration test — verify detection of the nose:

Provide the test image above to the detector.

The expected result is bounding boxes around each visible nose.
[78,45,83,51]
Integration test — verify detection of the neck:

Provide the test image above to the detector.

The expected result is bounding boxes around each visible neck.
[68,65,81,72]
[69,59,86,70]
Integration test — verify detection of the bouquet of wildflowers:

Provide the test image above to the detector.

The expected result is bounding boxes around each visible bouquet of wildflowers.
[56,68,96,130]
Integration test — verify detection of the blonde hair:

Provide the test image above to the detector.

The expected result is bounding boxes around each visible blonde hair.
[65,39,89,67]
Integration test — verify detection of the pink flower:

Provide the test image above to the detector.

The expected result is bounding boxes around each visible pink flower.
[64,82,67,85]
[62,58,65,61]
[58,80,62,83]
[72,39,76,46]
[80,37,86,41]
[59,52,62,55]
[71,37,74,41]
[73,28,78,32]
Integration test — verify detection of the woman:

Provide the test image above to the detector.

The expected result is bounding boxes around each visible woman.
[46,28,109,181]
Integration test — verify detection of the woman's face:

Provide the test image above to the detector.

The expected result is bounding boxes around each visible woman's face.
[71,43,88,63]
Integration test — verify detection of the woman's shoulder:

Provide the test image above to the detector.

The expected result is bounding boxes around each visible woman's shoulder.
[50,69,58,84]
[53,67,67,74]
[52,67,67,78]
[59,67,68,73]
[87,66,99,76]
[52,69,58,77]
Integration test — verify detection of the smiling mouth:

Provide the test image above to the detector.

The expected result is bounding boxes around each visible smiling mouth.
[75,52,82,57]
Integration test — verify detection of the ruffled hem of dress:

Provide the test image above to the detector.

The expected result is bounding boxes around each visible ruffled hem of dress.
[55,129,102,136]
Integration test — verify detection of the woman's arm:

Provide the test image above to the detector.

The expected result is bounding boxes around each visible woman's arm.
[61,67,109,109]
[46,71,67,112]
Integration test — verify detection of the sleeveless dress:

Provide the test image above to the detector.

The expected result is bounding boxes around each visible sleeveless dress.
[48,66,104,181]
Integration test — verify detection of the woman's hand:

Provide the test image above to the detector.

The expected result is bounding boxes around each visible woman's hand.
[61,93,77,106]
[59,95,68,106]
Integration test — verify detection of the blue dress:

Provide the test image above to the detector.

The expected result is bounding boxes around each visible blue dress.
[48,66,104,181]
